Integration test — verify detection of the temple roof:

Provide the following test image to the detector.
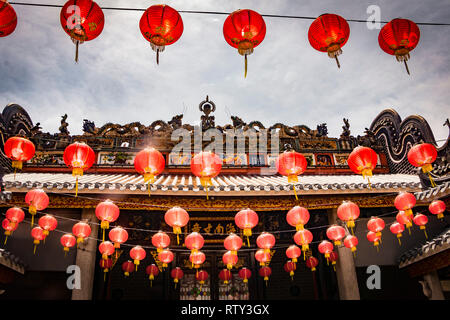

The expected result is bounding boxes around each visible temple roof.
[0,249,26,275]
[3,172,421,196]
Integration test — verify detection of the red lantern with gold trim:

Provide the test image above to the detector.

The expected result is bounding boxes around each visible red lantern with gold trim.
[286,206,310,231]
[146,264,159,286]
[122,260,134,277]
[407,143,437,187]
[96,200,120,241]
[99,258,112,281]
[306,256,319,272]
[31,226,45,254]
[139,4,183,65]
[328,251,338,271]
[130,245,146,271]
[63,142,95,196]
[2,218,18,245]
[196,270,208,287]
[25,189,49,227]
[318,240,334,264]
[5,207,24,229]
[219,268,232,285]
[235,208,259,247]
[259,266,272,286]
[38,214,57,238]
[152,231,170,253]
[367,231,381,251]
[4,136,35,172]
[238,267,251,284]
[337,201,360,234]
[367,217,385,241]
[284,261,296,280]
[394,192,416,218]
[223,9,266,77]
[185,232,204,255]
[190,251,206,270]
[0,0,17,37]
[276,151,307,200]
[108,226,128,251]
[72,221,91,244]
[222,251,238,270]
[99,241,115,260]
[429,200,446,220]
[413,214,429,239]
[347,146,377,187]
[396,210,413,235]
[158,249,173,268]
[224,233,243,255]
[286,245,301,263]
[294,229,313,259]
[378,18,420,75]
[255,249,271,266]
[256,232,275,254]
[190,151,222,200]
[390,222,405,245]
[134,148,165,196]
[171,267,183,288]
[326,225,346,246]
[60,0,105,62]
[308,13,350,68]
[344,235,358,257]
[165,207,189,245]
[60,234,76,256]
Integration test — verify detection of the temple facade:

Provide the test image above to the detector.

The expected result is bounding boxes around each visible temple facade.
[0,98,448,300]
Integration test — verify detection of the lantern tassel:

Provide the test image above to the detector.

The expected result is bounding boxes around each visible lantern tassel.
[427,173,436,188]
[4,236,8,245]
[367,177,371,189]
[148,181,151,197]
[31,214,34,228]
[408,226,411,235]
[246,236,250,248]
[75,176,79,197]
[244,54,248,78]
[335,56,341,69]
[404,60,410,75]
[75,40,79,63]
[293,184,299,201]
[351,226,354,236]
[150,280,153,287]
[156,48,159,65]
[33,244,37,255]
[398,237,402,246]
[423,229,428,239]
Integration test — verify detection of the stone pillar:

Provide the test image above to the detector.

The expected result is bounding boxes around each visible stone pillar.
[71,208,99,300]
[328,208,360,300]
[421,271,445,300]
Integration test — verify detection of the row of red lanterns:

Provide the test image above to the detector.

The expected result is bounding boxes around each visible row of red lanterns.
[1,1,422,75]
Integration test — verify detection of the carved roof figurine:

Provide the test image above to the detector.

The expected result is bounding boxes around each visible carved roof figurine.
[340,118,350,139]
[199,96,216,130]
[316,123,328,137]
[83,119,97,135]
[30,122,42,136]
[168,114,183,130]
[58,114,69,136]
[231,115,246,130]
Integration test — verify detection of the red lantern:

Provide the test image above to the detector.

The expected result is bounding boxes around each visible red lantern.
[286,206,310,231]
[328,251,338,271]
[95,200,120,241]
[379,18,420,75]
[63,142,95,196]
[164,207,189,245]
[255,249,271,266]
[344,235,358,257]
[99,258,112,281]
[256,232,275,253]
[276,151,307,200]
[25,189,49,227]
[185,232,204,255]
[72,221,91,244]
[238,267,252,283]
[407,143,438,186]
[390,222,405,245]
[152,231,171,252]
[171,267,184,288]
[224,233,243,255]
[60,0,105,62]
[223,9,266,77]
[286,245,301,263]
[337,201,360,233]
[308,13,350,68]
[396,210,413,235]
[347,146,377,186]
[99,241,115,260]
[122,260,134,277]
[190,151,222,199]
[284,261,296,280]
[130,245,146,271]
[108,226,128,249]
[190,251,206,269]
[259,266,272,285]
[4,136,35,171]
[294,229,313,259]
[367,231,381,251]
[326,225,346,246]
[429,200,446,220]
[318,240,334,264]
[0,0,17,37]
[2,218,18,245]
[222,251,238,270]
[31,226,45,254]
[133,148,165,195]
[219,268,232,285]
[413,214,429,239]
[38,214,57,237]
[235,208,259,246]
[5,207,24,229]
[196,270,209,286]
[146,264,159,286]
[394,192,416,218]
[367,217,385,240]
[306,256,319,272]
[60,234,76,254]
[139,5,183,65]
[158,249,174,268]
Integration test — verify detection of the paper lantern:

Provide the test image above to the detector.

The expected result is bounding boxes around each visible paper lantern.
[379,18,420,75]
[294,229,313,259]
[0,0,17,37]
[394,192,416,218]
[158,249,174,268]
[238,267,252,283]
[396,210,413,235]
[122,260,135,277]
[284,261,296,280]
[190,251,206,269]
[344,235,359,257]
[5,207,24,229]
[63,142,95,196]
[222,251,238,270]
[38,214,57,237]
[139,5,183,64]
[2,218,18,245]
[108,226,128,249]
[164,207,189,244]
[72,221,91,244]
[60,0,105,62]
[367,231,381,251]
[306,256,319,272]
[308,13,350,68]
[196,270,209,287]
[367,217,385,240]
[407,143,437,186]
[190,151,222,199]
[171,267,184,288]
[95,200,120,241]
[326,225,346,246]
[328,251,338,271]
[413,214,429,239]
[4,136,35,171]
[152,231,171,252]
[337,201,360,233]
[318,240,334,264]
[285,245,301,263]
[429,200,446,220]
[390,222,405,245]
[234,208,259,246]
[224,233,243,255]
[223,9,266,77]
[276,151,307,200]
[347,146,377,187]
[286,206,310,231]
[133,148,165,195]
[31,226,45,254]
[256,232,275,253]
[259,266,272,285]
[99,241,115,260]
[255,249,271,266]
[146,264,159,286]
[25,189,49,227]
[130,245,146,271]
[60,234,76,254]
[99,258,112,281]
[219,269,232,285]
[185,232,204,255]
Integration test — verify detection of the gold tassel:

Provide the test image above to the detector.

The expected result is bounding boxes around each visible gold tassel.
[293,184,299,201]
[4,236,8,245]
[75,40,79,63]
[244,54,248,78]
[404,60,410,75]
[156,48,159,65]
[33,244,37,255]
[427,173,436,188]
[75,176,79,197]
[335,56,341,69]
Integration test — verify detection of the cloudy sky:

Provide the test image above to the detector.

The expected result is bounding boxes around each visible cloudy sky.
[1,0,449,144]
